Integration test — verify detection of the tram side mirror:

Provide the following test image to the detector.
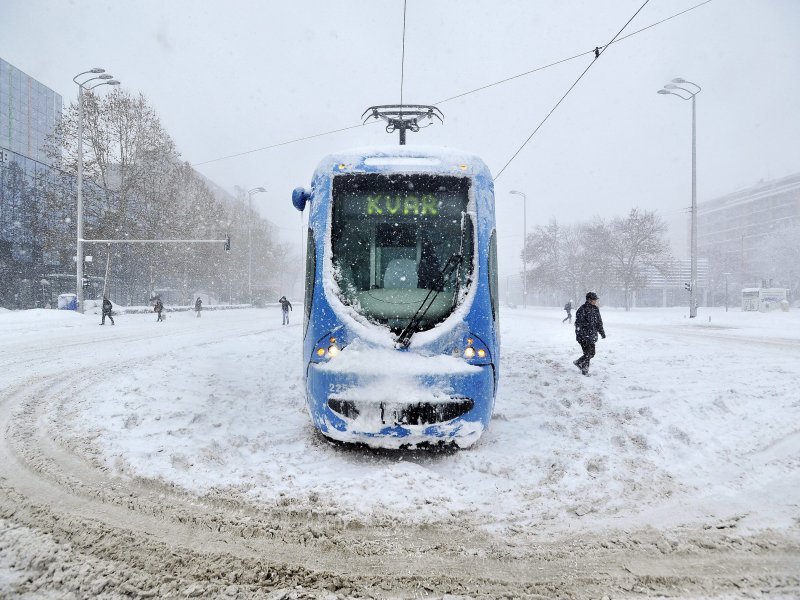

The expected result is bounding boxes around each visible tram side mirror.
[292,187,310,212]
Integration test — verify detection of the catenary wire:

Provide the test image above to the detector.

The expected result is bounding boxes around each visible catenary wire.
[435,0,712,106]
[192,0,710,168]
[493,0,651,181]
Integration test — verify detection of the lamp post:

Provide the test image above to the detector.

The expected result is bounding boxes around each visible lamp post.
[247,187,267,304]
[509,190,528,309]
[74,68,120,313]
[658,77,701,318]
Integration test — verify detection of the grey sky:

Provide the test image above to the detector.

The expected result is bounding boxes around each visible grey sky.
[3,0,799,278]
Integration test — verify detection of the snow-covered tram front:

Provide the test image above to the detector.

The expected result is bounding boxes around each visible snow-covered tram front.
[292,147,499,449]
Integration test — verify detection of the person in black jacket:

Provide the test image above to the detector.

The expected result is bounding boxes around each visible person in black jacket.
[154,298,164,322]
[573,291,606,375]
[279,296,292,325]
[100,296,114,325]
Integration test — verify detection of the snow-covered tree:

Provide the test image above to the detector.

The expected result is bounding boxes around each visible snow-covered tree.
[604,209,671,311]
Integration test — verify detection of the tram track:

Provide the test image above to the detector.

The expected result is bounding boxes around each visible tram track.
[1,316,798,598]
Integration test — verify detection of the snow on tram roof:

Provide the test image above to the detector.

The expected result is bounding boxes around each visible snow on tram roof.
[314,145,492,177]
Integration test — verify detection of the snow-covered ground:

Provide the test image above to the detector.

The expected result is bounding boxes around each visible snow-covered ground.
[4,304,797,538]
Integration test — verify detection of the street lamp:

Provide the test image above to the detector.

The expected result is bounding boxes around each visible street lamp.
[74,68,120,313]
[658,77,701,318]
[247,187,267,304]
[509,190,528,309]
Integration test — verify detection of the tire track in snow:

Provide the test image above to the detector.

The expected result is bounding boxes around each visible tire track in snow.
[1,313,799,598]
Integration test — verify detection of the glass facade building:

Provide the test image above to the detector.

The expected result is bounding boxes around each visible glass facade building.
[1,58,65,308]
[0,57,62,164]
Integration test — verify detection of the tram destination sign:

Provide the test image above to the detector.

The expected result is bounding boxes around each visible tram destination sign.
[337,191,467,220]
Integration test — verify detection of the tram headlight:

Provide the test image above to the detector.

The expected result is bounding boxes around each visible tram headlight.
[311,331,346,362]
[457,334,490,364]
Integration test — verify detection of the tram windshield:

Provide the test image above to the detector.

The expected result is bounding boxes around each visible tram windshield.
[331,173,474,333]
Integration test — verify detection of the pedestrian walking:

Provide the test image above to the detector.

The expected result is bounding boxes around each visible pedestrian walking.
[100,296,115,325]
[154,298,164,322]
[194,297,203,318]
[279,296,292,325]
[562,300,573,324]
[573,291,606,376]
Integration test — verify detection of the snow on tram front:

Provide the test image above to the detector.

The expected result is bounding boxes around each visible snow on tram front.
[291,146,500,449]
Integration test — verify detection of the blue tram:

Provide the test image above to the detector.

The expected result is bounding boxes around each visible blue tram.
[291,146,499,448]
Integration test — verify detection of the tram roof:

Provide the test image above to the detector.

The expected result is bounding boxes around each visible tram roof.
[314,145,492,179]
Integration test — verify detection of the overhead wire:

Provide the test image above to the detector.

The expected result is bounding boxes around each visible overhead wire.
[192,0,712,168]
[435,0,712,106]
[493,0,651,181]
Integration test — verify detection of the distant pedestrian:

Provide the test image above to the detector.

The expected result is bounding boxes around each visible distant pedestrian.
[562,300,573,324]
[279,296,292,325]
[573,291,606,376]
[100,296,115,325]
[194,297,202,318]
[154,299,164,322]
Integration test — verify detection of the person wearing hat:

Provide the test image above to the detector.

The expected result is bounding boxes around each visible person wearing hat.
[573,291,606,376]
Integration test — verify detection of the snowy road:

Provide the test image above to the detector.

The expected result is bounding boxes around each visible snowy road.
[0,306,798,598]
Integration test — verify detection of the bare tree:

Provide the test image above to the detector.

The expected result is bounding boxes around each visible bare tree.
[523,220,562,291]
[45,88,285,305]
[604,209,671,310]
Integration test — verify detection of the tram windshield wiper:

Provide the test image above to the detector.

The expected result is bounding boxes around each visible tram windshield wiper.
[395,253,463,348]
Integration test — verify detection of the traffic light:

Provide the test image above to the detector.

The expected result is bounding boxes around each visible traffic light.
[82,275,90,289]
[224,234,231,252]
[684,282,692,292]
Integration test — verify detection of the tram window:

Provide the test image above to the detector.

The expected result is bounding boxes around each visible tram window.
[331,174,474,331]
[489,229,499,320]
[304,229,315,336]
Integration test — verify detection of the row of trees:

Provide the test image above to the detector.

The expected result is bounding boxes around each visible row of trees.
[0,88,293,308]
[520,209,672,310]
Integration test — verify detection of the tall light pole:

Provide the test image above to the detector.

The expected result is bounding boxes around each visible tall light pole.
[74,68,120,313]
[509,190,528,309]
[658,77,701,318]
[247,187,267,304]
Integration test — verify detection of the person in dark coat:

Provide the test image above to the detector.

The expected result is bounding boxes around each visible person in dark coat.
[279,296,292,325]
[573,291,606,376]
[154,299,164,322]
[562,300,573,324]
[194,297,202,318]
[100,296,114,325]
